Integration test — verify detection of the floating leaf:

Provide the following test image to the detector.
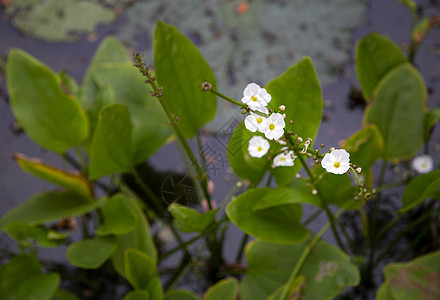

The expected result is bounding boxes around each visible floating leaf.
[124,248,157,290]
[203,278,238,300]
[0,255,60,299]
[365,63,427,162]
[0,190,101,229]
[14,153,92,198]
[154,21,217,138]
[355,33,407,101]
[240,240,360,300]
[168,203,217,233]
[89,104,134,180]
[96,195,137,236]
[66,236,117,269]
[6,49,89,153]
[226,188,308,245]
[401,170,440,213]
[165,289,199,300]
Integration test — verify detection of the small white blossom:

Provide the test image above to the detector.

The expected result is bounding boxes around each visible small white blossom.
[279,105,285,111]
[244,106,269,132]
[260,113,285,140]
[321,149,350,174]
[241,83,271,110]
[273,148,295,167]
[248,136,270,158]
[412,155,434,174]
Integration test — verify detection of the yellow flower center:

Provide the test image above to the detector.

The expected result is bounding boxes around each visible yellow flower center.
[269,124,275,130]
[334,161,341,168]
[251,96,258,102]
[421,163,427,169]
[280,157,286,161]
[257,117,263,123]
[257,146,262,152]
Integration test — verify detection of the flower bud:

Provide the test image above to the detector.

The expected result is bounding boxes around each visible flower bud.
[279,105,286,111]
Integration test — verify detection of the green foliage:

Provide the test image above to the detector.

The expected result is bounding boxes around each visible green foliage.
[154,21,217,138]
[377,250,440,300]
[123,290,150,300]
[96,195,137,236]
[355,33,407,102]
[365,63,427,162]
[401,170,440,213]
[253,184,321,210]
[0,191,101,229]
[6,221,67,248]
[6,49,89,153]
[0,255,60,299]
[266,57,323,185]
[425,108,440,140]
[165,289,199,300]
[168,203,217,233]
[66,236,117,269]
[240,240,360,300]
[344,125,384,169]
[124,248,157,290]
[226,188,309,245]
[203,278,238,300]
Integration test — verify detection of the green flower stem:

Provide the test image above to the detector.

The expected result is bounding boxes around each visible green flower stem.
[296,153,346,252]
[280,205,348,300]
[196,132,208,174]
[163,252,192,292]
[375,180,405,193]
[303,208,324,226]
[235,234,250,263]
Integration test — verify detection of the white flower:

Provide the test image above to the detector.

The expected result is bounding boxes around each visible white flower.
[241,83,271,110]
[248,136,270,158]
[260,113,285,140]
[244,106,269,132]
[412,155,434,174]
[273,148,295,167]
[321,149,350,174]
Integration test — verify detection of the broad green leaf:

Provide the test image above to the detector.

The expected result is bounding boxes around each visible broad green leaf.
[111,196,157,277]
[266,57,323,185]
[66,236,117,269]
[425,108,440,140]
[268,276,306,300]
[14,153,92,198]
[92,65,172,163]
[123,290,150,300]
[344,125,384,169]
[96,195,137,236]
[401,170,440,213]
[253,184,321,211]
[227,122,269,185]
[89,104,134,180]
[154,21,217,138]
[203,278,238,300]
[53,288,80,300]
[168,203,217,233]
[124,248,157,290]
[0,190,101,229]
[146,277,163,300]
[376,282,395,300]
[383,250,440,300]
[6,221,67,248]
[226,188,308,245]
[365,63,427,162]
[240,240,360,300]
[355,33,407,101]
[0,255,60,299]
[6,49,89,152]
[165,289,199,300]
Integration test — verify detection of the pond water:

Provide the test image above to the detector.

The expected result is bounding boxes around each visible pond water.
[0,0,439,299]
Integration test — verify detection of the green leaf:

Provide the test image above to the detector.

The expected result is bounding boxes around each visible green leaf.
[401,170,440,213]
[365,63,427,162]
[6,49,89,152]
[355,33,407,102]
[227,122,269,185]
[89,104,134,180]
[168,203,217,233]
[92,65,172,163]
[226,188,308,245]
[203,278,238,300]
[376,282,395,300]
[0,190,101,229]
[14,153,92,198]
[96,195,137,236]
[124,248,157,290]
[111,196,157,277]
[0,255,60,299]
[383,250,440,300]
[240,240,360,300]
[6,221,67,248]
[253,184,321,211]
[165,289,199,300]
[66,236,117,269]
[53,288,80,300]
[146,277,164,300]
[268,276,306,300]
[425,108,440,140]
[123,290,150,300]
[154,21,217,138]
[266,57,323,185]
